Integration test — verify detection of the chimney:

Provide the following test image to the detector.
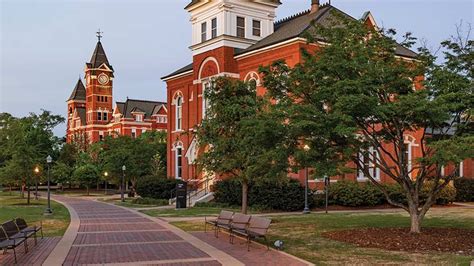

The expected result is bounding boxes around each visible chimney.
[311,0,320,13]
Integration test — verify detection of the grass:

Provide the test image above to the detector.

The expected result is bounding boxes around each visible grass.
[167,207,474,265]
[0,191,70,237]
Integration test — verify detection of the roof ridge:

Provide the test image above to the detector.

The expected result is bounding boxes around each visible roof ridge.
[126,98,166,104]
[274,9,311,27]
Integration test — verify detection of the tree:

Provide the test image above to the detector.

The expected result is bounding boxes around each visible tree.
[261,12,473,233]
[73,164,98,195]
[100,131,167,195]
[51,162,73,191]
[0,111,64,203]
[196,78,291,214]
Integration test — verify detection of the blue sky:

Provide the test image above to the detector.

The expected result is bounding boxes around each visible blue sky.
[1,0,472,136]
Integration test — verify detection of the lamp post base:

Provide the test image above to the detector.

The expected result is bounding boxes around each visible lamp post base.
[44,208,53,215]
[302,208,311,214]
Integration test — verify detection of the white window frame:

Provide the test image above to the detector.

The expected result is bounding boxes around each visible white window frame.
[136,114,143,122]
[211,18,217,38]
[357,146,380,180]
[202,81,211,119]
[236,16,245,38]
[175,96,183,131]
[252,19,261,37]
[131,127,137,138]
[458,161,464,177]
[174,143,183,180]
[201,21,207,42]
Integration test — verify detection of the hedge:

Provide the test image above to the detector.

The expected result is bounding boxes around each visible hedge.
[213,178,307,211]
[136,176,180,199]
[323,180,456,207]
[454,178,474,202]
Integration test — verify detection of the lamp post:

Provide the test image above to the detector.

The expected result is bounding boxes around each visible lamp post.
[44,155,53,215]
[104,172,108,195]
[34,166,40,200]
[303,144,311,214]
[121,165,126,202]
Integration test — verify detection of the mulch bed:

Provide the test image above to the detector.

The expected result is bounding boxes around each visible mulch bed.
[322,228,474,255]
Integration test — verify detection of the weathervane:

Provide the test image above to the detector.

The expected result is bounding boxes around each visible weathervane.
[96,29,103,42]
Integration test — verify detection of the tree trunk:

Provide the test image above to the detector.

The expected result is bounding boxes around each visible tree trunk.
[86,186,90,196]
[27,185,31,205]
[241,181,248,214]
[409,212,422,233]
[9,185,12,195]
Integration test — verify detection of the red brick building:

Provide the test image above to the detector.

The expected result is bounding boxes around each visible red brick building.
[162,0,472,185]
[67,40,167,143]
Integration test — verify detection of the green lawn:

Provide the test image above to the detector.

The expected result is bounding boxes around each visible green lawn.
[168,207,474,265]
[0,191,70,237]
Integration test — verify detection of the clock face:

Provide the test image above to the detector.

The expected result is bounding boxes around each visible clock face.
[98,74,109,85]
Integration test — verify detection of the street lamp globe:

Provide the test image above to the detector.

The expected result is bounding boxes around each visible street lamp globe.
[122,165,126,171]
[46,155,52,164]
[303,144,311,151]
[34,166,40,174]
[104,172,108,177]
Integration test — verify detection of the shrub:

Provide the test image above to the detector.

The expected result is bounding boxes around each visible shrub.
[194,202,231,208]
[136,176,180,199]
[454,178,474,202]
[132,197,168,206]
[213,178,307,211]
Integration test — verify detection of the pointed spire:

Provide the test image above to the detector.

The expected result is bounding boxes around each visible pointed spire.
[68,78,86,101]
[89,40,111,69]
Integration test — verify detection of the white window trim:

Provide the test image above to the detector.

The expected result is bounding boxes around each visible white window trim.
[175,96,183,131]
[357,146,381,181]
[173,142,184,180]
[459,161,464,177]
[202,81,211,119]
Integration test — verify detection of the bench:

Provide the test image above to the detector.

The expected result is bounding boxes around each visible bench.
[15,218,43,245]
[0,223,28,263]
[204,210,234,237]
[230,216,272,251]
[204,211,272,251]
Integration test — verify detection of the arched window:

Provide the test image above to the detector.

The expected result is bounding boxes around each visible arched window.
[202,81,211,119]
[175,96,183,131]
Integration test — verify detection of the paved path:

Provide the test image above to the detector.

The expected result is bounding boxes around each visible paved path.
[43,196,311,266]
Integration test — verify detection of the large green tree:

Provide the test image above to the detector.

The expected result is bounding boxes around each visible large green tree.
[196,78,291,214]
[261,13,472,233]
[0,111,64,203]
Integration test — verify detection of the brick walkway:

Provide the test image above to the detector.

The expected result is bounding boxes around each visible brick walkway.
[0,237,60,266]
[41,196,311,265]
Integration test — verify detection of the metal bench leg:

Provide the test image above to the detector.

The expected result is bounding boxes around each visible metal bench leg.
[247,236,251,251]
[24,238,28,253]
[264,236,269,251]
[13,247,17,264]
[41,227,44,239]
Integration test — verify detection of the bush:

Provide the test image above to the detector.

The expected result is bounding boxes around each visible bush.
[136,176,180,199]
[213,178,307,211]
[323,180,456,207]
[454,178,474,202]
[131,197,168,206]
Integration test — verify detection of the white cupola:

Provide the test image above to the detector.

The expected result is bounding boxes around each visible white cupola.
[185,0,281,55]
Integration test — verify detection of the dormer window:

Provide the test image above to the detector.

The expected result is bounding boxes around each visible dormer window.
[211,18,217,38]
[252,20,261,37]
[237,17,245,38]
[201,22,207,42]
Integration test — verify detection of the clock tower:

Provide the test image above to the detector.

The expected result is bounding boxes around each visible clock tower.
[84,37,114,131]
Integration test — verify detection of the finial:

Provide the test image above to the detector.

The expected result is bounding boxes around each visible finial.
[96,29,103,42]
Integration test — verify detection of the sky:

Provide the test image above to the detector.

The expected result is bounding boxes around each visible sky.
[1,0,473,136]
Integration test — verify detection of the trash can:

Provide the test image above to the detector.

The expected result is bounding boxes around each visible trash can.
[176,181,187,209]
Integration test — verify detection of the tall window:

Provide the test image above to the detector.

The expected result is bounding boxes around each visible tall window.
[403,143,412,176]
[237,16,245,38]
[175,147,183,179]
[103,112,108,121]
[211,18,217,38]
[136,114,143,122]
[131,128,136,139]
[176,96,183,131]
[202,82,211,119]
[97,112,102,121]
[358,147,380,180]
[201,22,207,42]
[252,20,261,36]
[456,161,464,177]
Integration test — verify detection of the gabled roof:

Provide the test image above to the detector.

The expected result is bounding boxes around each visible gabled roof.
[67,79,86,101]
[114,99,167,119]
[161,63,193,80]
[87,41,113,70]
[236,5,418,58]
